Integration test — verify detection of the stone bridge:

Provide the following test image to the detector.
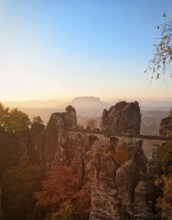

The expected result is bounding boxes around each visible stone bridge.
[67,129,172,159]
[68,129,171,144]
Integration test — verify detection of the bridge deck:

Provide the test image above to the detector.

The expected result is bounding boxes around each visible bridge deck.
[67,129,172,141]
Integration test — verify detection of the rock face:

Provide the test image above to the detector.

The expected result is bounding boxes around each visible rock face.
[159,116,172,137]
[133,180,152,219]
[101,101,141,136]
[43,105,77,165]
[64,105,77,130]
[116,160,139,216]
[89,141,121,220]
[89,139,159,220]
[127,140,148,173]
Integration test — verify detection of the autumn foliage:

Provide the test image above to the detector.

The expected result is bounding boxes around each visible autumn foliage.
[34,166,78,211]
[55,183,91,220]
[34,165,91,219]
[146,13,172,80]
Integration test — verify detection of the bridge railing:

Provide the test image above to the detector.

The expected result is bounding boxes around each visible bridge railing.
[67,129,172,141]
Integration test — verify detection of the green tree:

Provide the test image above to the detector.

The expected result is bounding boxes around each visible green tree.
[0,103,9,129]
[159,141,172,174]
[2,156,41,220]
[155,175,172,219]
[0,103,31,134]
[155,141,172,219]
[146,13,172,80]
[32,116,43,124]
[0,104,31,176]
[5,108,30,134]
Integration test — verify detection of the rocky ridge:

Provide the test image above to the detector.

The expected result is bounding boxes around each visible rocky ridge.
[159,115,172,137]
[87,138,161,220]
[101,101,141,136]
[29,102,162,219]
[0,101,167,220]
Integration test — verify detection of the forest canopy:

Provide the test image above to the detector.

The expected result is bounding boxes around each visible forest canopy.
[0,103,30,133]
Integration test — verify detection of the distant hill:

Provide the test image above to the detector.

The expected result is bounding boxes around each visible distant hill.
[2,98,171,125]
[64,96,110,117]
[2,97,110,124]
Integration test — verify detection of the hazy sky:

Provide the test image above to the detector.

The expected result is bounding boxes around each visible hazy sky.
[0,0,172,102]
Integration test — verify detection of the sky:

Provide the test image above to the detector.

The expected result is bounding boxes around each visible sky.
[0,0,172,103]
